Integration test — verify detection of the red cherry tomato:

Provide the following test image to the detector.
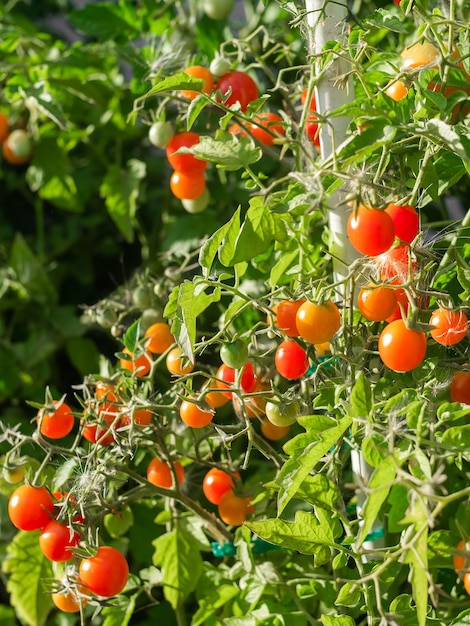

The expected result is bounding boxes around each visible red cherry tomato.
[430,308,468,346]
[8,485,54,531]
[215,362,257,397]
[147,457,185,488]
[378,320,427,372]
[215,71,259,111]
[274,299,305,337]
[275,340,309,380]
[203,468,240,505]
[79,546,129,597]
[301,88,317,111]
[357,285,398,322]
[166,132,207,174]
[347,204,396,256]
[450,371,470,404]
[377,244,415,284]
[39,520,80,562]
[384,204,419,244]
[170,170,206,200]
[249,113,285,146]
[217,489,254,526]
[37,400,74,439]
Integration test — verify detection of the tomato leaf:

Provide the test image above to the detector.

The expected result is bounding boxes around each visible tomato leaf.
[276,414,352,515]
[102,594,137,626]
[9,233,57,305]
[335,581,362,607]
[69,3,140,39]
[424,119,470,165]
[321,615,356,626]
[350,372,372,418]
[190,134,262,171]
[3,530,53,626]
[402,499,429,626]
[357,455,397,545]
[450,609,470,625]
[152,522,203,609]
[144,73,205,98]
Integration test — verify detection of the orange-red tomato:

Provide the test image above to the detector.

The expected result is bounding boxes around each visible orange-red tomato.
[52,585,90,613]
[144,322,174,354]
[95,381,120,403]
[181,65,214,100]
[2,129,33,165]
[82,402,121,445]
[0,114,9,144]
[401,41,440,70]
[385,204,419,244]
[147,457,185,488]
[120,408,153,426]
[305,114,320,146]
[260,418,291,441]
[274,339,309,380]
[454,539,470,574]
[166,132,207,174]
[201,379,231,409]
[429,308,468,346]
[377,244,414,284]
[166,347,195,376]
[79,546,129,597]
[215,71,259,111]
[378,319,427,372]
[120,347,152,377]
[249,113,285,146]
[179,400,214,428]
[385,80,408,101]
[37,400,74,439]
[296,300,341,344]
[275,299,305,337]
[8,485,54,531]
[215,362,257,398]
[39,520,80,562]
[347,204,396,256]
[464,572,470,596]
[170,170,206,200]
[301,88,317,111]
[217,489,254,526]
[203,468,240,504]
[357,285,398,322]
[450,371,470,404]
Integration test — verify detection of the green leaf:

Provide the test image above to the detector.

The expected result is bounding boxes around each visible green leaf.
[247,509,339,555]
[294,473,341,509]
[362,435,388,467]
[335,581,361,607]
[358,455,396,545]
[199,214,237,275]
[0,605,16,626]
[9,233,57,304]
[100,159,146,243]
[451,609,470,625]
[144,73,206,98]
[402,500,429,626]
[218,208,242,267]
[364,8,409,32]
[427,530,458,569]
[152,523,203,609]
[335,122,396,166]
[276,415,352,515]
[321,616,356,626]
[350,372,372,417]
[69,3,140,39]
[387,484,410,533]
[269,249,299,287]
[441,424,470,456]
[424,119,470,165]
[193,584,239,626]
[389,595,419,625]
[21,84,67,129]
[191,134,262,171]
[102,594,137,626]
[456,251,470,300]
[123,319,141,353]
[3,531,53,626]
[187,95,211,130]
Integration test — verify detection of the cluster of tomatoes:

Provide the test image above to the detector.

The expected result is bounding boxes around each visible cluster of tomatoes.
[8,480,129,613]
[0,113,33,165]
[147,64,321,213]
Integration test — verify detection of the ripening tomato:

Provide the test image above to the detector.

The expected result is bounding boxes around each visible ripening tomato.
[454,538,470,574]
[2,129,33,165]
[377,244,414,284]
[305,115,320,147]
[39,520,80,562]
[95,381,120,403]
[275,340,309,380]
[430,308,468,346]
[201,379,230,409]
[82,402,120,445]
[203,468,240,504]
[8,485,54,531]
[215,362,257,397]
[170,170,206,200]
[79,546,129,597]
[166,132,207,174]
[37,400,74,439]
[401,41,440,69]
[249,113,285,146]
[296,300,341,344]
[260,418,291,441]
[385,204,419,244]
[147,457,185,488]
[385,80,408,101]
[179,400,214,428]
[463,572,470,596]
[265,399,299,427]
[347,204,396,256]
[0,114,9,144]
[144,322,174,354]
[148,121,174,148]
[301,88,317,111]
[450,371,470,404]
[182,188,210,213]
[217,489,254,526]
[216,71,259,111]
[120,407,153,427]
[52,585,90,613]
[233,379,271,418]
[120,347,152,377]
[181,65,214,100]
[378,319,427,372]
[166,347,195,375]
[203,0,235,19]
[357,285,398,322]
[220,339,249,369]
[275,299,305,337]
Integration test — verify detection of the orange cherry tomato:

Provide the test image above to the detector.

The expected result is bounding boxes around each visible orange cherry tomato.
[181,65,214,100]
[166,347,195,376]
[296,300,341,344]
[378,319,427,372]
[179,399,214,428]
[119,347,152,377]
[429,308,468,346]
[170,170,206,200]
[144,322,175,354]
[217,489,254,526]
[357,285,398,322]
[147,457,185,488]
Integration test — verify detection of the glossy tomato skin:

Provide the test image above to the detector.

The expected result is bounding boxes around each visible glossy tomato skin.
[215,362,257,397]
[275,340,309,380]
[217,490,254,526]
[249,113,285,146]
[166,132,207,174]
[265,399,299,426]
[148,121,174,148]
[166,347,195,375]
[275,300,305,337]
[8,485,54,531]
[144,322,174,354]
[385,80,408,101]
[181,65,214,100]
[378,320,427,372]
[119,347,152,377]
[454,538,470,574]
[179,400,214,428]
[79,546,129,597]
[385,204,419,244]
[37,401,74,439]
[203,468,240,505]
[52,586,89,613]
[357,285,398,322]
[260,419,291,441]
[377,244,414,284]
[170,170,206,200]
[147,457,185,488]
[220,339,249,369]
[401,41,439,69]
[347,205,396,256]
[296,300,341,344]
[39,520,80,562]
[450,371,470,404]
[216,71,259,111]
[429,308,468,346]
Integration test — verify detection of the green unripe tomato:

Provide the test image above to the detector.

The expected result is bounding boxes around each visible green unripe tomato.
[181,188,210,214]
[140,307,164,330]
[220,339,249,370]
[132,286,155,308]
[209,56,231,77]
[7,129,33,159]
[96,308,118,328]
[202,0,235,20]
[148,121,174,148]
[104,507,134,538]
[3,464,25,485]
[265,400,300,427]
